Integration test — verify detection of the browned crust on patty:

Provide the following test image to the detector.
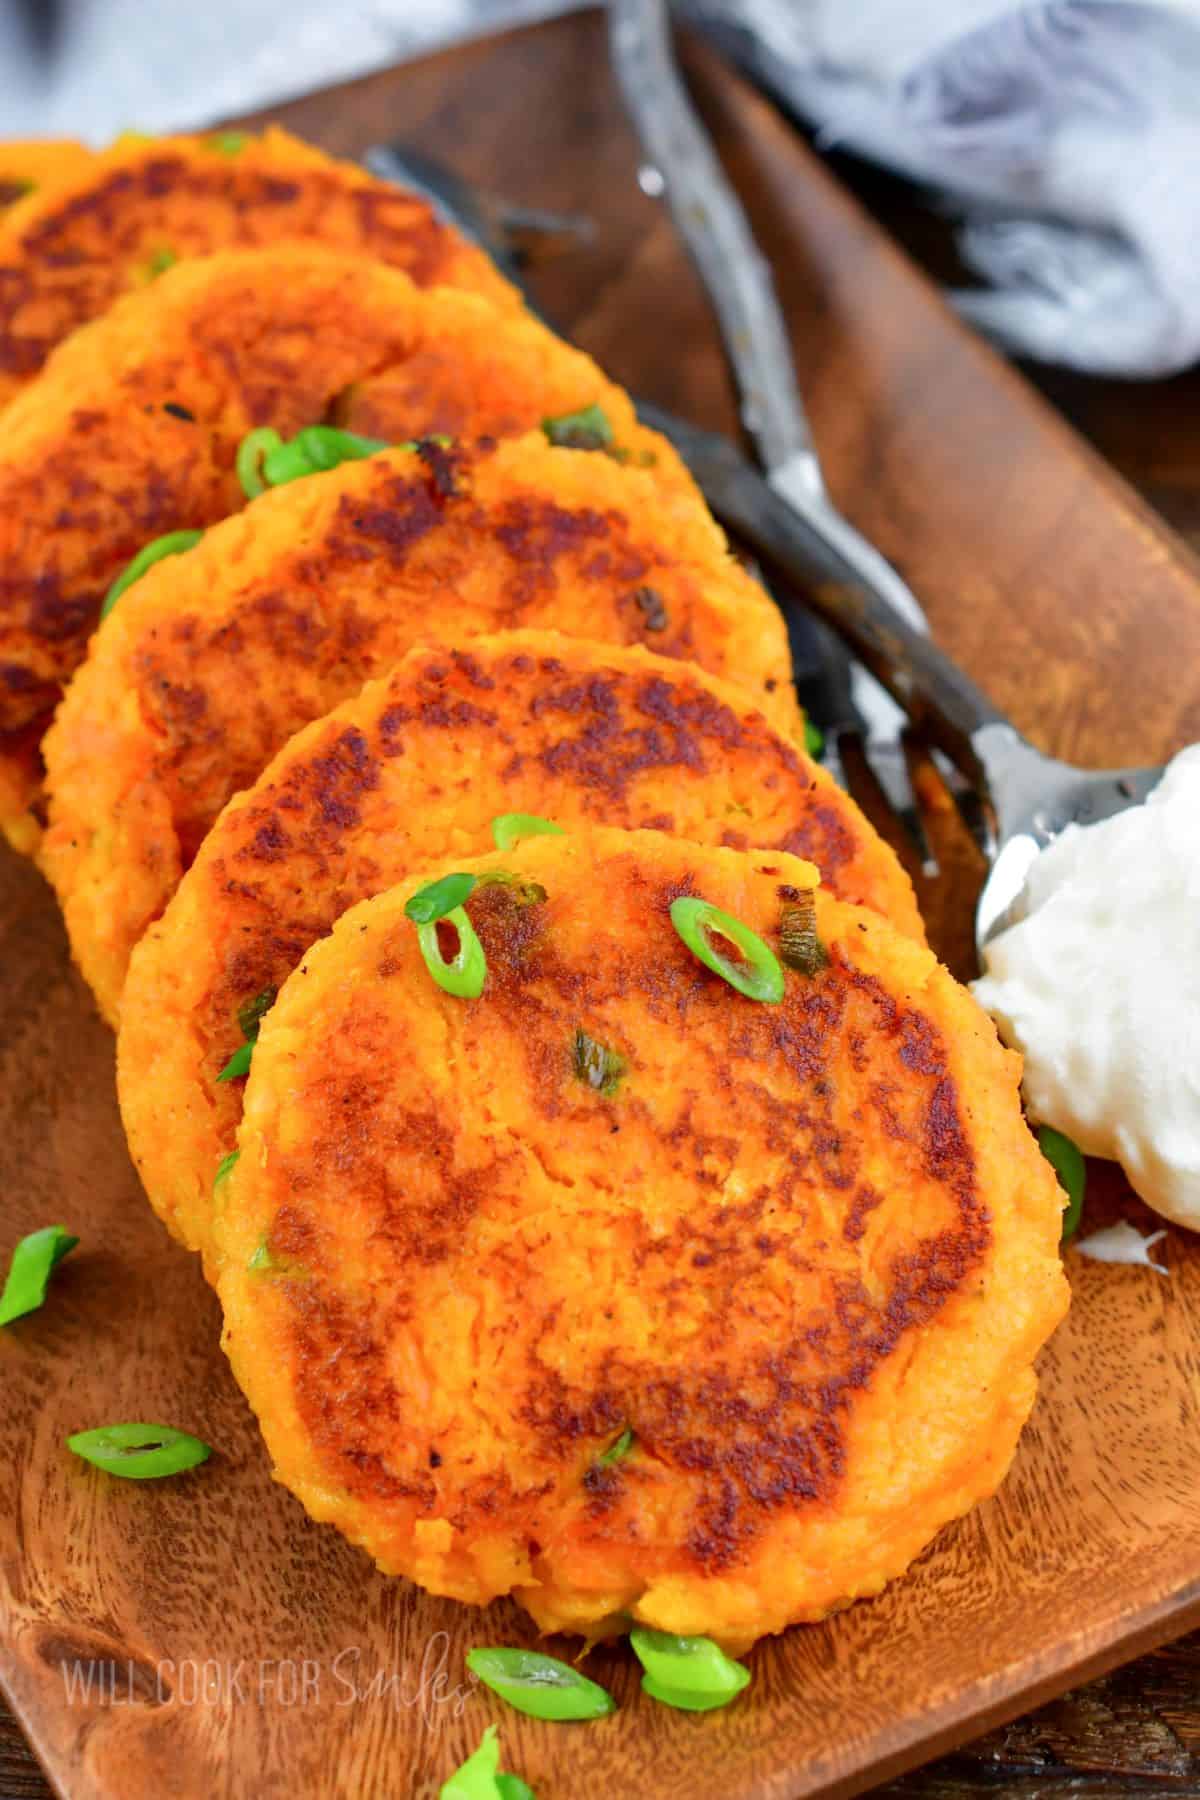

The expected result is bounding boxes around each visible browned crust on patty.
[115,630,919,1256]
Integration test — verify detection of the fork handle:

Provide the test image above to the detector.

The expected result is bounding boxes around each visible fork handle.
[646,409,1010,780]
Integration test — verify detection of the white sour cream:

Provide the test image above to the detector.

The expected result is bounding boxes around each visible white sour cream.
[973,745,1200,1229]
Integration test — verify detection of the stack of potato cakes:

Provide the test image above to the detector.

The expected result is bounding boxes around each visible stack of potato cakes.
[0,129,1068,1651]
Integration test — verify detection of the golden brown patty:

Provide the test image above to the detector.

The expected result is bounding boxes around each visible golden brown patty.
[1,250,687,850]
[117,630,920,1256]
[214,827,1068,1649]
[0,126,514,406]
[45,434,795,1014]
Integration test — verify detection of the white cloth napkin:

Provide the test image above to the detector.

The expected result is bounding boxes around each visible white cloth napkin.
[4,0,1199,374]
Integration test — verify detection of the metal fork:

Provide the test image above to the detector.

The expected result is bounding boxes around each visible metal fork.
[608,0,939,872]
[653,412,1166,949]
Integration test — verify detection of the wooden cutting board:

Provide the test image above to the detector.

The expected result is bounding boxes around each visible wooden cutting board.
[5,11,1200,1799]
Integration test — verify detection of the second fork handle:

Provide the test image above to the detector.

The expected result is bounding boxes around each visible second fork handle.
[664,423,1010,784]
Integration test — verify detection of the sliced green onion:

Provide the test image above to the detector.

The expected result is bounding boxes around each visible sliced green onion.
[101,529,204,620]
[1038,1125,1087,1243]
[778,889,827,976]
[595,1426,635,1468]
[804,716,825,760]
[542,403,613,451]
[573,1029,626,1097]
[236,426,283,499]
[0,1225,78,1327]
[209,131,246,156]
[264,425,388,483]
[670,897,784,1003]
[67,1422,212,1481]
[144,245,177,278]
[216,1040,254,1084]
[440,1725,535,1800]
[490,813,565,852]
[416,909,486,999]
[405,872,477,925]
[237,986,277,1042]
[247,1240,274,1272]
[213,1150,240,1192]
[465,1648,615,1722]
[629,1628,750,1713]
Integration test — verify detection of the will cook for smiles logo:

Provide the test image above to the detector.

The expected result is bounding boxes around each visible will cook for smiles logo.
[59,1631,478,1728]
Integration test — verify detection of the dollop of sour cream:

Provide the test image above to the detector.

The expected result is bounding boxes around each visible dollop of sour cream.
[973,745,1200,1230]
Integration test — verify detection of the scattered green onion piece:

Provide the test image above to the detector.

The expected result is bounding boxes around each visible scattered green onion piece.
[1038,1125,1087,1243]
[247,1240,274,1272]
[213,1150,240,1192]
[101,529,204,620]
[804,716,825,760]
[67,1422,212,1481]
[778,889,828,976]
[490,813,565,852]
[216,1040,254,1083]
[416,908,487,999]
[405,871,477,925]
[496,1778,535,1800]
[440,1725,535,1800]
[0,1225,78,1327]
[669,897,784,1003]
[542,403,613,451]
[237,986,277,1042]
[145,245,177,278]
[573,1029,626,1097]
[595,1426,635,1468]
[465,1648,615,1722]
[269,425,388,478]
[236,426,283,499]
[629,1628,750,1713]
[209,131,246,156]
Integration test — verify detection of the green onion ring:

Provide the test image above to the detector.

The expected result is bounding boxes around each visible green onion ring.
[67,1422,212,1480]
[0,1224,78,1327]
[216,1040,254,1084]
[100,529,204,620]
[490,813,565,851]
[439,1725,534,1800]
[465,1647,615,1722]
[416,907,486,999]
[542,402,614,450]
[669,897,784,1003]
[405,871,477,925]
[236,426,283,499]
[629,1627,750,1712]
[1038,1125,1087,1242]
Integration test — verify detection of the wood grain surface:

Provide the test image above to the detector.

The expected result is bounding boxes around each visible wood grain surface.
[5,11,1200,1800]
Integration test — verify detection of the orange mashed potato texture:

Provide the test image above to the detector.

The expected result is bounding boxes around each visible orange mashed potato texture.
[1,249,689,851]
[0,141,91,210]
[0,125,515,407]
[117,630,919,1259]
[215,828,1069,1651]
[46,435,793,1016]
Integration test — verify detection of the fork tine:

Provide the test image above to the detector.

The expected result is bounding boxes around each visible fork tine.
[860,736,939,876]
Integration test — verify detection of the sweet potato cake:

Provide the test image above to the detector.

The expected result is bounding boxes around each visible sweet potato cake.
[44,434,796,1015]
[0,249,688,851]
[0,140,91,211]
[213,827,1068,1650]
[0,125,515,408]
[117,630,920,1257]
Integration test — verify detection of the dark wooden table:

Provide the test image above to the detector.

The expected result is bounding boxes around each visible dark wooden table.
[7,16,1200,1800]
